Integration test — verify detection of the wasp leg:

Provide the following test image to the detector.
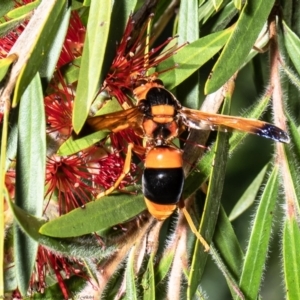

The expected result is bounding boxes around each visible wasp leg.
[181,206,210,252]
[96,143,134,198]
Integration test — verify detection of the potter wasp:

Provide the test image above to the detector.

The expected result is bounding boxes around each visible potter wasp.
[83,76,289,251]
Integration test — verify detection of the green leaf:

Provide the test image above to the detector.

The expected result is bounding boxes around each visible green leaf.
[286,112,300,160]
[72,1,112,133]
[125,246,138,300]
[60,57,81,85]
[6,0,41,19]
[205,0,275,93]
[229,164,268,221]
[212,0,223,11]
[72,0,137,133]
[283,20,300,75]
[16,72,46,217]
[12,0,68,106]
[0,54,18,83]
[213,206,244,281]
[154,249,175,285]
[198,0,217,25]
[208,2,238,33]
[0,15,29,37]
[142,255,155,300]
[7,197,114,258]
[0,0,15,18]
[283,144,300,215]
[4,264,17,292]
[237,164,279,300]
[58,130,110,156]
[40,192,146,238]
[177,0,200,109]
[14,72,46,296]
[210,245,244,299]
[157,27,232,90]
[283,218,300,300]
[279,59,300,90]
[5,107,19,171]
[188,98,230,299]
[233,0,243,10]
[39,6,72,83]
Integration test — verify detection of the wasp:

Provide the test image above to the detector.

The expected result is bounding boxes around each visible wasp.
[83,77,289,251]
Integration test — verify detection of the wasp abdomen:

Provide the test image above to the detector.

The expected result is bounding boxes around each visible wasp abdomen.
[142,168,184,204]
[142,146,184,220]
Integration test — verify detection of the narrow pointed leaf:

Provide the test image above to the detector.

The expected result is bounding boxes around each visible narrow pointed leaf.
[283,218,300,300]
[237,165,279,300]
[14,72,46,296]
[157,27,232,90]
[283,21,300,75]
[188,99,230,299]
[125,246,138,300]
[205,0,275,94]
[212,0,223,11]
[0,0,15,17]
[40,192,146,238]
[12,0,68,106]
[177,0,200,110]
[214,206,244,280]
[142,255,155,300]
[5,107,19,171]
[286,112,300,160]
[0,54,18,82]
[16,72,46,217]
[209,2,238,33]
[8,197,113,258]
[233,0,243,10]
[61,57,81,85]
[198,1,217,25]
[39,6,71,83]
[0,15,29,37]
[58,130,109,156]
[229,164,268,221]
[6,0,41,19]
[72,1,111,133]
[72,0,137,133]
[154,249,175,285]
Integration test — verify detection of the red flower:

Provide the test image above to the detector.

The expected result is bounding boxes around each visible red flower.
[44,145,136,215]
[103,15,182,105]
[57,11,86,68]
[45,73,74,138]
[29,245,86,300]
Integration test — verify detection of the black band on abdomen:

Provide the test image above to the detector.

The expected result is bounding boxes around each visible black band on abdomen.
[142,168,184,205]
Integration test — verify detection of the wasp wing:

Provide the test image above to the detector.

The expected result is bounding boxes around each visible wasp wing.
[86,107,143,133]
[180,107,290,143]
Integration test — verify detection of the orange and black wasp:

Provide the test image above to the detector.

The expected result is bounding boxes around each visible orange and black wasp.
[82,76,289,250]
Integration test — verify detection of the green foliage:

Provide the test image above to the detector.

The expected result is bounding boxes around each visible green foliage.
[1,0,300,299]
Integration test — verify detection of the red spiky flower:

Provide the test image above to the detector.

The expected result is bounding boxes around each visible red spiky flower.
[102,14,183,106]
[44,145,136,215]
[45,72,74,138]
[57,11,86,68]
[29,245,87,300]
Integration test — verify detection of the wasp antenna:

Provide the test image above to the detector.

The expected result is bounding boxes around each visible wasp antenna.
[181,207,210,252]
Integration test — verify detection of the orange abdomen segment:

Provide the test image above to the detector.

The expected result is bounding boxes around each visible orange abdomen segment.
[145,147,182,168]
[144,198,177,220]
